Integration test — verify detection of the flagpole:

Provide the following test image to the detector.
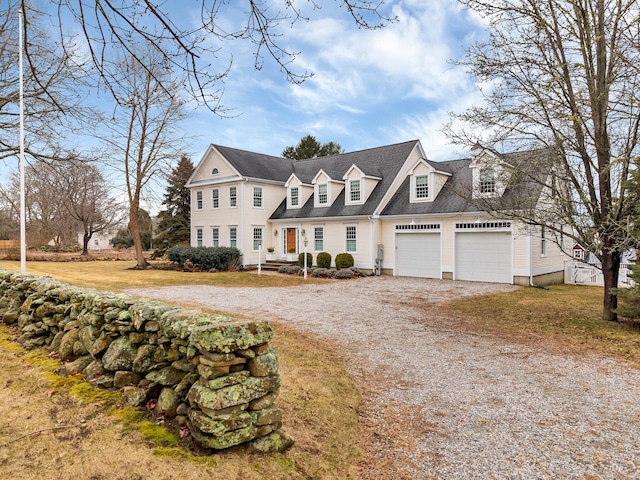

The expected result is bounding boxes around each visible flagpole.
[19,9,26,273]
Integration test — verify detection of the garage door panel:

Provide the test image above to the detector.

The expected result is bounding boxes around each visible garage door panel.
[456,232,511,283]
[396,233,440,278]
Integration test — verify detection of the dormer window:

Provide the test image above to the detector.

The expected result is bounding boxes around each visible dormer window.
[318,184,328,205]
[349,180,361,202]
[291,187,299,207]
[415,175,429,199]
[480,167,496,194]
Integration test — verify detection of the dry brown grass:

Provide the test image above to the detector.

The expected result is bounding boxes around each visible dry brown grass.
[443,284,640,367]
[0,260,325,291]
[0,262,361,480]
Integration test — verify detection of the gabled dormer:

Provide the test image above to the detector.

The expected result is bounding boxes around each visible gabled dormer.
[469,145,510,198]
[342,165,382,206]
[284,174,313,209]
[407,158,451,203]
[312,169,343,208]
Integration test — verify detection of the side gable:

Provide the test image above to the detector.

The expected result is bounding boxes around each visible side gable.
[187,145,243,188]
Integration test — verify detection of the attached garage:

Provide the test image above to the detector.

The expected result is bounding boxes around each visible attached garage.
[395,229,441,279]
[455,230,512,283]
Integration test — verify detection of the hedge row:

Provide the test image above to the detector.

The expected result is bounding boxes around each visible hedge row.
[168,246,241,271]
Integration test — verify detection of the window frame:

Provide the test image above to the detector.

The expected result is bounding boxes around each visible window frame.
[540,226,546,257]
[349,179,361,202]
[196,228,203,247]
[212,227,219,247]
[253,186,263,208]
[195,190,203,210]
[252,227,264,251]
[345,224,357,253]
[290,186,299,207]
[415,175,429,199]
[318,183,328,205]
[229,186,237,208]
[314,226,324,252]
[229,226,237,248]
[479,167,496,194]
[211,188,219,209]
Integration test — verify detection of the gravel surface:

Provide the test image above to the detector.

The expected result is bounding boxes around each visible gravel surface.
[127,276,640,479]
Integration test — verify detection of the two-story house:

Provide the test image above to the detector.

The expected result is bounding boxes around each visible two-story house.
[186,139,569,285]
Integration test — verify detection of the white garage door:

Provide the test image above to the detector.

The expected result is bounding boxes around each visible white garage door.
[455,232,512,283]
[396,233,441,278]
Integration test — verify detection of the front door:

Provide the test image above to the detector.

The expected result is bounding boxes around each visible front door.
[286,228,297,254]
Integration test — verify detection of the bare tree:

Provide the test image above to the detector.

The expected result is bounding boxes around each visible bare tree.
[100,49,188,268]
[29,1,391,112]
[59,160,123,255]
[446,0,640,321]
[1,1,91,165]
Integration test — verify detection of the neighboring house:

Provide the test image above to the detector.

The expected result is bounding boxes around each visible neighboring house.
[76,229,117,251]
[187,139,570,285]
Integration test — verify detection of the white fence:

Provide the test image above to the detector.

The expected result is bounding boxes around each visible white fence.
[564,261,635,288]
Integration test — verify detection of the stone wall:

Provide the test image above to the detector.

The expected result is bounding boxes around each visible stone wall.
[0,269,293,453]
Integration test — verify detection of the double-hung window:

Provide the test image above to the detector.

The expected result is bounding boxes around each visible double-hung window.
[314,226,324,251]
[415,175,429,199]
[212,189,219,209]
[480,167,496,194]
[253,186,263,208]
[291,187,299,207]
[318,184,328,205]
[196,228,203,247]
[229,186,237,207]
[350,180,361,202]
[253,227,263,251]
[229,227,237,248]
[212,227,219,247]
[346,225,357,252]
[196,191,203,210]
[541,226,546,256]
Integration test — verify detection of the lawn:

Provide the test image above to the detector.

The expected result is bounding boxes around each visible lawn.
[444,283,640,367]
[0,261,360,480]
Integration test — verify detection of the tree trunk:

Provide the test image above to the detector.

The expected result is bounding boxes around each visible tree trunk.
[601,250,621,322]
[82,231,91,255]
[129,207,148,268]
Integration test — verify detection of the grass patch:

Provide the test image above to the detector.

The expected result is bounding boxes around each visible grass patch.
[445,284,640,367]
[0,262,363,479]
[0,260,325,291]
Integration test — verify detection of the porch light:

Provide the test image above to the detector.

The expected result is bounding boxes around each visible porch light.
[273,229,278,237]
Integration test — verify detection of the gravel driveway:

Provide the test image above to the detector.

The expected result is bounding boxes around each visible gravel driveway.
[127,276,640,479]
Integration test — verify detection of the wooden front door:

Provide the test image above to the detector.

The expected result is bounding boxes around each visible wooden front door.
[286,228,297,253]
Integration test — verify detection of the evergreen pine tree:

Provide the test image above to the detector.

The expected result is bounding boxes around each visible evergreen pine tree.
[156,156,194,249]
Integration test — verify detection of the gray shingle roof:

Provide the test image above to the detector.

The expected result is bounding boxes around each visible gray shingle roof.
[381,150,549,216]
[213,145,294,182]
[269,140,420,219]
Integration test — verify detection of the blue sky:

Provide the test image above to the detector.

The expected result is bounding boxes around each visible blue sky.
[179,0,487,162]
[2,1,488,190]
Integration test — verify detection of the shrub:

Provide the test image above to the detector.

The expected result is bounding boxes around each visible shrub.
[278,265,302,275]
[334,269,354,279]
[335,253,354,270]
[167,246,241,271]
[613,264,640,319]
[316,252,331,269]
[311,268,332,278]
[297,252,313,268]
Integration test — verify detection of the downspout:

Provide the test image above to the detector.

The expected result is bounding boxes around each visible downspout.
[369,216,375,274]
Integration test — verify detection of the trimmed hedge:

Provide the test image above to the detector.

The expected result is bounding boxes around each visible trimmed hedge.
[168,246,241,271]
[335,253,354,270]
[297,253,313,268]
[316,252,331,269]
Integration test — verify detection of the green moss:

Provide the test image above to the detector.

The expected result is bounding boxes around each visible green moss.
[0,327,25,355]
[112,407,147,424]
[138,421,179,447]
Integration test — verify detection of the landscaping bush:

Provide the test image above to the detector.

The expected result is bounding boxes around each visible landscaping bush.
[316,252,331,269]
[613,264,640,319]
[311,268,334,278]
[297,252,313,268]
[335,253,354,269]
[167,246,241,271]
[335,269,355,279]
[278,265,302,275]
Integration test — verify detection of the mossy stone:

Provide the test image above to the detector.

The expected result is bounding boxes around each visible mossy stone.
[102,336,138,371]
[250,429,295,453]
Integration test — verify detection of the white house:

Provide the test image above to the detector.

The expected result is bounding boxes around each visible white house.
[187,140,570,285]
